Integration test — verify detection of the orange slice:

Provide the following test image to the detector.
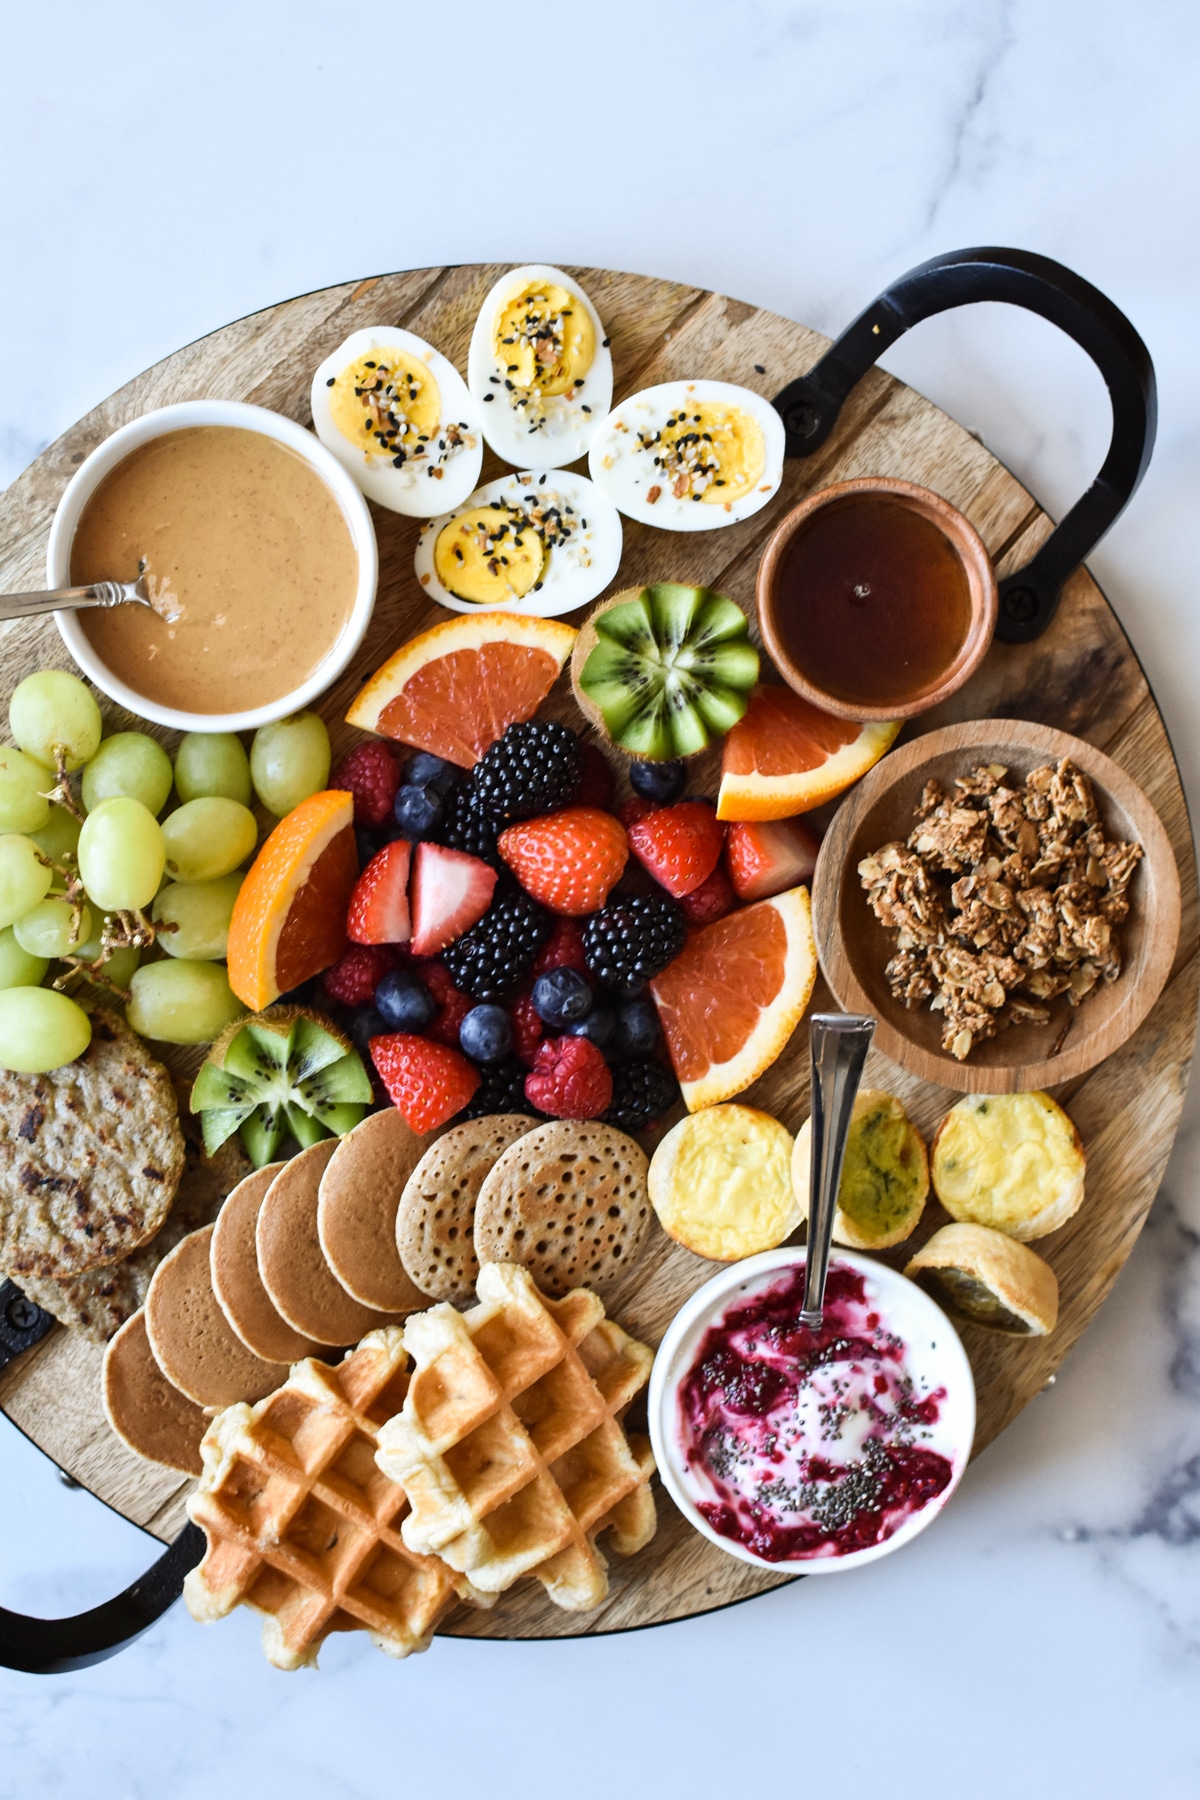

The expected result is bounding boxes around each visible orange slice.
[227,790,357,1011]
[346,613,578,768]
[650,886,817,1111]
[716,685,900,820]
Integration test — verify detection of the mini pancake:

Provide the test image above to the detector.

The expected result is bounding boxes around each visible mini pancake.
[102,1308,208,1475]
[256,1138,403,1346]
[210,1164,321,1363]
[145,1226,288,1408]
[474,1119,651,1299]
[317,1110,431,1312]
[905,1223,1060,1337]
[648,1105,797,1262]
[397,1113,539,1303]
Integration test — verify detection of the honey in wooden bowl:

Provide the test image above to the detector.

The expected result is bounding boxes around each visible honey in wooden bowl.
[757,477,997,722]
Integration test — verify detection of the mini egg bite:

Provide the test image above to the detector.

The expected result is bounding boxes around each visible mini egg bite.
[588,379,786,531]
[311,326,483,516]
[468,265,613,467]
[414,469,622,619]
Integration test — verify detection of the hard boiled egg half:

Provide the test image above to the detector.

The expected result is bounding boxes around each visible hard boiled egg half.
[468,265,613,466]
[588,379,785,530]
[414,470,622,618]
[311,327,483,515]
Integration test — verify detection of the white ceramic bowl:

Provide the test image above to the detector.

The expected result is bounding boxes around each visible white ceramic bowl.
[649,1247,976,1575]
[46,400,379,733]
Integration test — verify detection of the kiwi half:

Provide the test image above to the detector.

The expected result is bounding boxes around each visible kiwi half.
[572,583,759,760]
[191,1005,373,1167]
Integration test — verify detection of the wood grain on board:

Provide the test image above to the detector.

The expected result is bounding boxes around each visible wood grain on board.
[0,268,1195,1639]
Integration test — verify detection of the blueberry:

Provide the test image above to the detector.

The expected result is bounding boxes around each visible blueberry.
[613,995,661,1059]
[565,1005,616,1049]
[349,1005,388,1056]
[459,1003,514,1063]
[355,826,385,865]
[531,967,592,1027]
[393,782,445,839]
[628,759,686,805]
[375,969,436,1032]
[404,751,458,797]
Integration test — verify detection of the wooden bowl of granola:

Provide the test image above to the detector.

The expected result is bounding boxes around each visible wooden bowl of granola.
[812,719,1181,1093]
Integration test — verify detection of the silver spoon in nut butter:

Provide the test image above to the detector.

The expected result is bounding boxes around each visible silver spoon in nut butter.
[0,576,161,623]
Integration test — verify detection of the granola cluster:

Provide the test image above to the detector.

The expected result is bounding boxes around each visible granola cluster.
[858,759,1143,1060]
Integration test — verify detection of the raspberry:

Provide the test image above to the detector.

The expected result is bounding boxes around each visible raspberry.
[616,797,656,829]
[369,1033,480,1133]
[330,740,402,827]
[677,862,735,925]
[420,961,474,1047]
[574,744,615,811]
[524,1036,613,1119]
[530,917,590,981]
[509,991,545,1066]
[322,943,397,1007]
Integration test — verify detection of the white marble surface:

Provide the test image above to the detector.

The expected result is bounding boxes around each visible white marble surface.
[2,2,1200,1793]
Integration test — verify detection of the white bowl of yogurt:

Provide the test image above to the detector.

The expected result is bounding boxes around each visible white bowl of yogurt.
[649,1248,976,1573]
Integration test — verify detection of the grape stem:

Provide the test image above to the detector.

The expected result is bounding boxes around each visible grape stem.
[54,907,165,1002]
[39,750,85,822]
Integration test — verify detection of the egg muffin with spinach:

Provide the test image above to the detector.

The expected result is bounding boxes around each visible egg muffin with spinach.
[792,1089,929,1251]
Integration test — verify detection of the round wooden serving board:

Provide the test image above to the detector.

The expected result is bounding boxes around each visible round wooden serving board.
[0,267,1195,1641]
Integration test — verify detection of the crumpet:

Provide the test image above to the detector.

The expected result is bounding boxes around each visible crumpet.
[397,1113,539,1303]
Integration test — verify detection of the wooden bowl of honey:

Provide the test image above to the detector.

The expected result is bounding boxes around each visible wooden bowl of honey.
[756,477,997,722]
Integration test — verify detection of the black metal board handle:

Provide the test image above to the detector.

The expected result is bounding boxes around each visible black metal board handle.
[0,1278,200,1672]
[772,246,1157,642]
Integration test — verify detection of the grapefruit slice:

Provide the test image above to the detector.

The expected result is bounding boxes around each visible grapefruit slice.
[716,685,900,820]
[346,612,578,768]
[650,886,817,1111]
[227,790,357,1010]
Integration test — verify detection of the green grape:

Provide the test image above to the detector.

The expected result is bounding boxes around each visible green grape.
[250,713,331,817]
[0,986,92,1072]
[0,745,51,833]
[0,925,49,990]
[161,798,257,882]
[13,895,93,958]
[153,874,243,960]
[81,731,173,817]
[126,958,245,1044]
[77,798,165,911]
[32,805,83,865]
[0,834,54,929]
[9,670,103,771]
[174,731,252,806]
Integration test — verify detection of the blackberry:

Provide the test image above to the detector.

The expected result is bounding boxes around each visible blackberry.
[438,779,501,867]
[582,894,686,993]
[443,889,551,999]
[604,1059,680,1133]
[459,1056,537,1120]
[472,720,583,821]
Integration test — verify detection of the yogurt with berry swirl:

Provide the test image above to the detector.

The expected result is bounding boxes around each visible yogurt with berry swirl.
[650,1250,975,1571]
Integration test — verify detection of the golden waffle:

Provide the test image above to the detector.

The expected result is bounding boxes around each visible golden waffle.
[376,1262,656,1611]
[184,1329,486,1669]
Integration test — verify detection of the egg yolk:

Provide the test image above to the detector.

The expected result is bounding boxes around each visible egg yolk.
[329,349,442,464]
[642,402,766,504]
[493,282,595,397]
[434,504,546,604]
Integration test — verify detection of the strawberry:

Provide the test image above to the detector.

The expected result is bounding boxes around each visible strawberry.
[616,797,656,829]
[677,861,735,925]
[627,801,724,898]
[409,841,497,956]
[369,1033,480,1132]
[323,942,398,1006]
[347,840,412,945]
[725,817,821,902]
[420,960,474,1047]
[498,808,628,916]
[509,991,545,1065]
[574,743,615,811]
[530,916,590,981]
[330,739,402,827]
[524,1036,613,1119]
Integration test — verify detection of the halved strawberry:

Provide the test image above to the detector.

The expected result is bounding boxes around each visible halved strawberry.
[409,842,497,956]
[627,801,724,898]
[369,1033,480,1132]
[725,817,821,902]
[347,840,412,945]
[498,808,628,916]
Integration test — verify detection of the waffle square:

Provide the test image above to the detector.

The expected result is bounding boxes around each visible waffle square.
[376,1262,656,1611]
[184,1329,486,1669]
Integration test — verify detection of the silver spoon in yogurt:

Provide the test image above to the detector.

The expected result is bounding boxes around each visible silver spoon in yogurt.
[800,1012,877,1328]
